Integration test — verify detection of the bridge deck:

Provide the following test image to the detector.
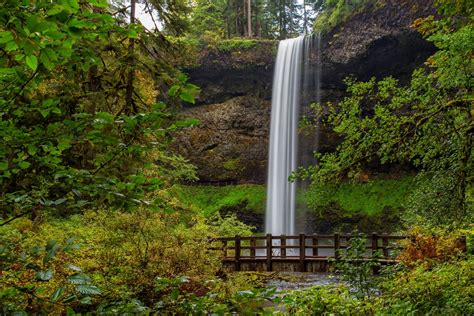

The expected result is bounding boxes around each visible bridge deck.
[211,233,466,273]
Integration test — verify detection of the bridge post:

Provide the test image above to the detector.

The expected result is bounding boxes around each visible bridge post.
[312,234,318,257]
[299,233,306,272]
[334,233,340,260]
[281,235,286,258]
[382,233,389,258]
[372,232,378,255]
[235,235,241,272]
[250,238,256,258]
[266,233,272,271]
[372,232,380,274]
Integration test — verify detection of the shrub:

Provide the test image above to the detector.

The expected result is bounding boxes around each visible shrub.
[333,235,381,299]
[397,227,467,267]
[0,209,222,312]
[379,257,474,315]
[277,285,376,315]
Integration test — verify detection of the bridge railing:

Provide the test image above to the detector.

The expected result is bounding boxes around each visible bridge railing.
[210,233,467,272]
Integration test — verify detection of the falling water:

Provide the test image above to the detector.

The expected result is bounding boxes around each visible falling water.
[266,34,321,237]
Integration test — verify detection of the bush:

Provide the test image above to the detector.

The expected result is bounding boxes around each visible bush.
[0,210,221,313]
[397,227,467,268]
[277,285,376,315]
[379,257,474,315]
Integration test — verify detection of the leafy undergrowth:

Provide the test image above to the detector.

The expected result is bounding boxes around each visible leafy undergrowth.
[169,184,266,217]
[2,216,472,314]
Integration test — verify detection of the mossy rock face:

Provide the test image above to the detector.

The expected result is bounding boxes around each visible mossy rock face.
[173,96,270,183]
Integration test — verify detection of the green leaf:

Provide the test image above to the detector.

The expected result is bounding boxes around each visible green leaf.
[68,273,91,285]
[26,55,38,71]
[75,285,101,296]
[0,31,14,44]
[39,108,50,118]
[0,162,8,170]
[89,0,108,8]
[47,5,65,16]
[65,264,82,272]
[179,92,195,104]
[44,240,61,263]
[177,73,188,82]
[5,40,18,52]
[0,68,16,75]
[79,296,92,305]
[67,0,80,11]
[36,269,54,281]
[168,85,180,97]
[18,161,31,169]
[51,286,65,302]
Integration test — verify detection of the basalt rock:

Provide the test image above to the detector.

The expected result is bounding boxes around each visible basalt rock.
[178,0,437,182]
[173,96,270,183]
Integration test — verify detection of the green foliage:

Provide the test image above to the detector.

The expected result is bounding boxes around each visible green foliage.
[207,213,255,236]
[277,285,376,315]
[0,209,222,313]
[1,236,100,314]
[307,176,414,215]
[169,184,266,216]
[189,0,306,40]
[379,257,474,315]
[298,4,473,227]
[405,172,473,228]
[313,0,382,33]
[333,235,381,299]
[0,0,198,223]
[217,39,257,51]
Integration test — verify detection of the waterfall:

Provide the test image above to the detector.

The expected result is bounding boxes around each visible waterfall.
[266,34,321,236]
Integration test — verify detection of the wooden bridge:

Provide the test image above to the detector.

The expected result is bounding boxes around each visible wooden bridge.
[211,233,467,273]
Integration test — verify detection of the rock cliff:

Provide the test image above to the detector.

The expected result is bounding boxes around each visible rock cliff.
[174,0,436,183]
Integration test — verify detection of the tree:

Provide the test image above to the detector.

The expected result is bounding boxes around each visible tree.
[297,1,473,227]
[0,0,198,225]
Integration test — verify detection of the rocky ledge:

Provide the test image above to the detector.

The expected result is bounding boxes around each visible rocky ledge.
[175,0,437,182]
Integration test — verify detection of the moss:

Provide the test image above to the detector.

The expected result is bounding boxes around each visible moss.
[306,176,415,216]
[223,158,240,171]
[170,184,266,217]
[313,0,387,33]
[217,38,257,51]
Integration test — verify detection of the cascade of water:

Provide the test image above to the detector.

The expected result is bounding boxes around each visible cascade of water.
[265,36,304,236]
[266,34,321,236]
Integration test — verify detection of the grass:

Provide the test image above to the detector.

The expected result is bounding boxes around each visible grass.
[306,176,415,215]
[169,184,266,217]
[169,175,414,218]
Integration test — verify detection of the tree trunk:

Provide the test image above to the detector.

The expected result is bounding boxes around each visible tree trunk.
[303,0,307,34]
[125,0,136,114]
[247,0,252,37]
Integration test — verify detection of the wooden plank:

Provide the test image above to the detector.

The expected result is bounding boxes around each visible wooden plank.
[235,235,241,272]
[270,236,300,240]
[382,234,389,258]
[250,239,256,258]
[281,235,286,258]
[312,235,318,257]
[240,236,267,241]
[299,233,306,272]
[266,233,272,271]
[240,246,267,250]
[223,240,227,258]
[372,232,378,255]
[305,245,339,249]
[271,245,300,249]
